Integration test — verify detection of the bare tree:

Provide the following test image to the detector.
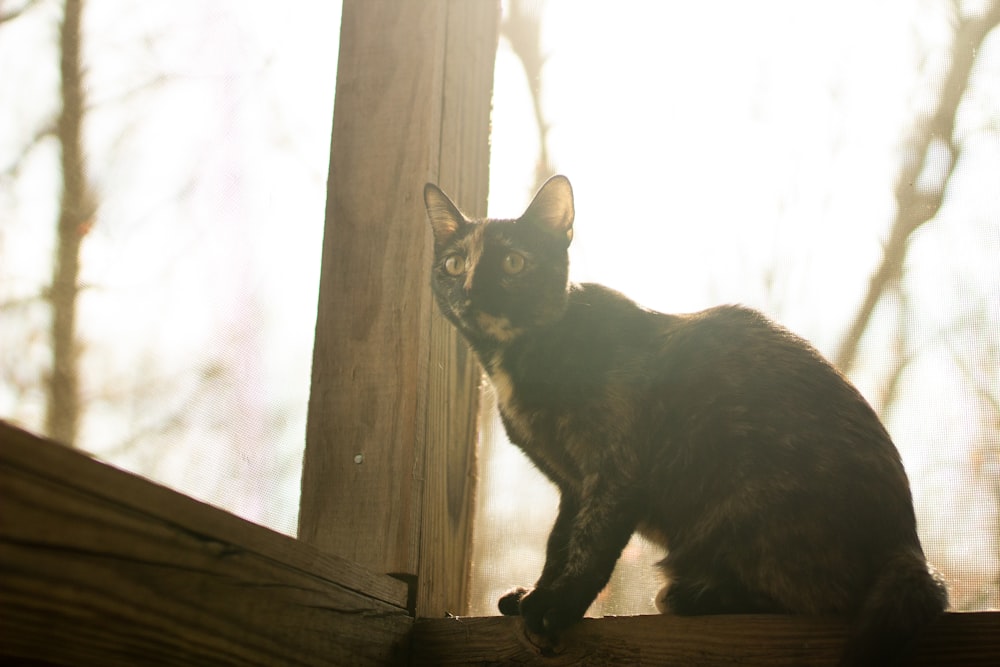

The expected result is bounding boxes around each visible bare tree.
[502,0,553,189]
[833,1,1000,375]
[45,0,95,446]
[0,0,314,539]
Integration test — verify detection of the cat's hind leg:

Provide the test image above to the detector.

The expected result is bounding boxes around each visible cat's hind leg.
[656,576,785,615]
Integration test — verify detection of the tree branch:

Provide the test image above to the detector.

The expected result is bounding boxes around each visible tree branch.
[502,0,553,189]
[0,0,42,25]
[0,121,56,183]
[833,1,1000,373]
[871,285,916,417]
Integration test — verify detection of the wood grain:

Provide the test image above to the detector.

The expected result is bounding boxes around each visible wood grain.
[299,0,497,618]
[411,612,1000,666]
[416,1,499,618]
[299,0,440,579]
[0,422,410,666]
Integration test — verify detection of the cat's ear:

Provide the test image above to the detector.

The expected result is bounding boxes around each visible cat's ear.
[424,183,467,247]
[520,175,575,244]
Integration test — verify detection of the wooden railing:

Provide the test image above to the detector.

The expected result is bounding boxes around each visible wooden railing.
[412,612,1000,666]
[0,422,410,666]
[3,422,999,665]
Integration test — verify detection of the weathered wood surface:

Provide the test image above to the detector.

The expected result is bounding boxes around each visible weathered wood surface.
[411,612,1000,666]
[0,422,410,666]
[299,0,497,618]
[416,1,497,619]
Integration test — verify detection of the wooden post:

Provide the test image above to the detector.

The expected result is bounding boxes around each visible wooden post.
[298,0,498,619]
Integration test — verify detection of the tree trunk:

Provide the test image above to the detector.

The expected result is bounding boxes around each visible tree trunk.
[46,0,92,446]
[503,0,553,189]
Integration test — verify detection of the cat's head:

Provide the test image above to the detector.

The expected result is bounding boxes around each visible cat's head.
[423,175,575,346]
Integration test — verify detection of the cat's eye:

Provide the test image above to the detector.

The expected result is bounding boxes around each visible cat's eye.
[443,254,466,276]
[502,252,526,275]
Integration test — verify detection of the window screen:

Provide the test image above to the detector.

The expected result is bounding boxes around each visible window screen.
[469,0,1000,616]
[0,1,341,536]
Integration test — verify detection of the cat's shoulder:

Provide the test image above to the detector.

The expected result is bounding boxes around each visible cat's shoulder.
[652,303,793,348]
[686,303,778,329]
[565,282,658,328]
[569,286,766,323]
[666,304,823,365]
[569,281,638,307]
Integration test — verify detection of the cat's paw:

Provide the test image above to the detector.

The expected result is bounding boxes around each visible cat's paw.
[498,586,530,616]
[518,586,587,637]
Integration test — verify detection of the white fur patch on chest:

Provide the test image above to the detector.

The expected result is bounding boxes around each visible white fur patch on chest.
[487,358,516,412]
[486,356,532,443]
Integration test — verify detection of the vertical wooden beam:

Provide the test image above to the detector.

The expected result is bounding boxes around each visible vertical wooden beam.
[415,3,496,617]
[299,0,498,619]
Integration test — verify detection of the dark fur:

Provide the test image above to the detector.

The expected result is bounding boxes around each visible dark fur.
[423,176,947,665]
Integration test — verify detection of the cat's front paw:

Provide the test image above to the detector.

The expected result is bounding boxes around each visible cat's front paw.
[498,586,530,616]
[518,586,587,638]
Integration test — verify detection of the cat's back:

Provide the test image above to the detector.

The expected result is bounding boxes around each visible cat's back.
[645,303,915,506]
[653,303,871,419]
[534,293,872,430]
[657,303,822,365]
[646,302,917,539]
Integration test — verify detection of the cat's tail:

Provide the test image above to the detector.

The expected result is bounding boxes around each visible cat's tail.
[840,547,948,666]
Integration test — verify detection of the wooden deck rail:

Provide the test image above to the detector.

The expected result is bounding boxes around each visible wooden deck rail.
[3,423,999,665]
[412,612,1000,666]
[0,422,410,666]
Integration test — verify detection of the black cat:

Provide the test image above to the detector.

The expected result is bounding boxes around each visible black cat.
[423,175,947,665]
